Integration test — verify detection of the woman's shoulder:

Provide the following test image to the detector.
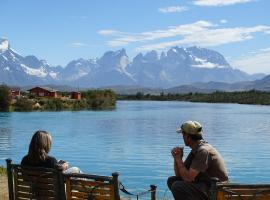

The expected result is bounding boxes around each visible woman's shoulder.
[21,154,30,165]
[46,155,58,166]
[47,155,57,161]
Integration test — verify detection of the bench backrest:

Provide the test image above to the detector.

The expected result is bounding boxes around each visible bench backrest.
[6,159,156,200]
[6,159,65,200]
[64,172,120,200]
[210,181,270,200]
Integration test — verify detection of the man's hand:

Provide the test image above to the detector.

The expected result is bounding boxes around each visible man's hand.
[171,147,184,159]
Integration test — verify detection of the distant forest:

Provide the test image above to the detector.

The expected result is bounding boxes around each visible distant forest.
[118,90,270,105]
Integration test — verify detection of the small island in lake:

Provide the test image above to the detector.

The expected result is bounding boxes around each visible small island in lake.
[0,85,116,112]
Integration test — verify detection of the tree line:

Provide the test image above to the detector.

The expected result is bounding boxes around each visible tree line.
[118,90,270,105]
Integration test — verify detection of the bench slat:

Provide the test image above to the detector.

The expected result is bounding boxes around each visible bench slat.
[70,191,112,200]
[65,173,120,200]
[213,182,270,200]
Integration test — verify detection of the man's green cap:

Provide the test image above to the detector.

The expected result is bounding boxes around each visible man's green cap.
[176,120,203,135]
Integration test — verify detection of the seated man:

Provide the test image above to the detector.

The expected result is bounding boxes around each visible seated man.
[167,121,228,200]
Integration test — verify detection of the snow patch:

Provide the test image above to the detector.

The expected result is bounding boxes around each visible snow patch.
[10,48,21,56]
[192,57,225,68]
[0,39,9,52]
[2,55,8,60]
[118,56,129,71]
[4,67,10,71]
[20,64,47,78]
[49,71,59,79]
[172,48,177,53]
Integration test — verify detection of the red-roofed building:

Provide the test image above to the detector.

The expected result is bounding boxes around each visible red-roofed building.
[28,87,59,98]
[10,88,21,98]
[71,91,81,100]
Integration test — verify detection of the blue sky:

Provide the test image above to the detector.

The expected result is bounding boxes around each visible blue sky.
[1,0,270,74]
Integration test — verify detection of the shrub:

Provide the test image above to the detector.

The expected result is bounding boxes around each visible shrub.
[13,97,33,111]
[82,89,116,109]
[43,99,66,111]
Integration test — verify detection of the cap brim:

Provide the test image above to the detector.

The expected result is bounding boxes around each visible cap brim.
[176,128,182,133]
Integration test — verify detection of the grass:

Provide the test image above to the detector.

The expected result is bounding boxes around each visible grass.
[0,166,7,175]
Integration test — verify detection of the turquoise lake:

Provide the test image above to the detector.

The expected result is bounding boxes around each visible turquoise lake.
[1,100,270,199]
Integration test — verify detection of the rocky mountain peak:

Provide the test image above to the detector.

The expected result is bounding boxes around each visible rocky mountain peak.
[0,38,10,52]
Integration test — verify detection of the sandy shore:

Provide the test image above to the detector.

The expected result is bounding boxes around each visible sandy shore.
[0,175,8,200]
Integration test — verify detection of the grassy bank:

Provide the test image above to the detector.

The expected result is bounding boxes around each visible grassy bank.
[0,166,8,200]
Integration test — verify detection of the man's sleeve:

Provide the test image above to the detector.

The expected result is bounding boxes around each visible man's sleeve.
[190,149,209,172]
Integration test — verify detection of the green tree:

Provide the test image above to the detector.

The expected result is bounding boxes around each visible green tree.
[0,85,12,111]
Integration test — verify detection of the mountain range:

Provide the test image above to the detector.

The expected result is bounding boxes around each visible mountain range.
[0,38,266,89]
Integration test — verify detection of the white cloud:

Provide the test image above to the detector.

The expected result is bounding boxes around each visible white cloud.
[220,19,227,24]
[99,21,214,47]
[98,30,119,35]
[98,21,270,52]
[159,6,188,13]
[70,42,87,48]
[231,48,270,74]
[136,26,270,51]
[193,0,253,6]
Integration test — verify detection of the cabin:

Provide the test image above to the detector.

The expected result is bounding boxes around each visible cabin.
[70,91,81,100]
[10,88,20,98]
[28,86,59,98]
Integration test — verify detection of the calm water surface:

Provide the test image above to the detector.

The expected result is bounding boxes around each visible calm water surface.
[1,100,270,198]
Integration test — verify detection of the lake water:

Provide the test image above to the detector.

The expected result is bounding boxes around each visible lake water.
[1,100,270,199]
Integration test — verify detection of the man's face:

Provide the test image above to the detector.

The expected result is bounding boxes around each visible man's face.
[182,132,189,146]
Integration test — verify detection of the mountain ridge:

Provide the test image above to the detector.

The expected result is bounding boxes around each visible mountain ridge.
[0,38,266,88]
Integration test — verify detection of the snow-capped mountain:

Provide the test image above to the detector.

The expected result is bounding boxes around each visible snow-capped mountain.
[0,38,265,88]
[0,39,60,85]
[127,46,262,87]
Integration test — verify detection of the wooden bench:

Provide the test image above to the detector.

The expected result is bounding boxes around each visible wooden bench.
[6,159,65,200]
[209,178,270,200]
[64,172,120,200]
[6,159,157,200]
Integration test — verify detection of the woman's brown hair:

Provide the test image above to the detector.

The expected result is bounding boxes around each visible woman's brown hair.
[28,130,52,164]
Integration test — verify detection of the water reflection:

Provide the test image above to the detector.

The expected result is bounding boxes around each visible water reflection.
[0,113,12,161]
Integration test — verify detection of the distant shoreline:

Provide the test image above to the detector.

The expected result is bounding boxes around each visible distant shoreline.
[117,90,270,106]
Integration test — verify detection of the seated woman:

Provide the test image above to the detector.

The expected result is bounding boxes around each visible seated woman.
[21,130,81,173]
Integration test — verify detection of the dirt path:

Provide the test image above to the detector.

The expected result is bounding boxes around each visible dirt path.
[0,175,8,200]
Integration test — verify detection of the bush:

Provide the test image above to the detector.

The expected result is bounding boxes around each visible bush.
[13,97,33,111]
[43,99,67,111]
[72,99,87,110]
[82,89,116,109]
